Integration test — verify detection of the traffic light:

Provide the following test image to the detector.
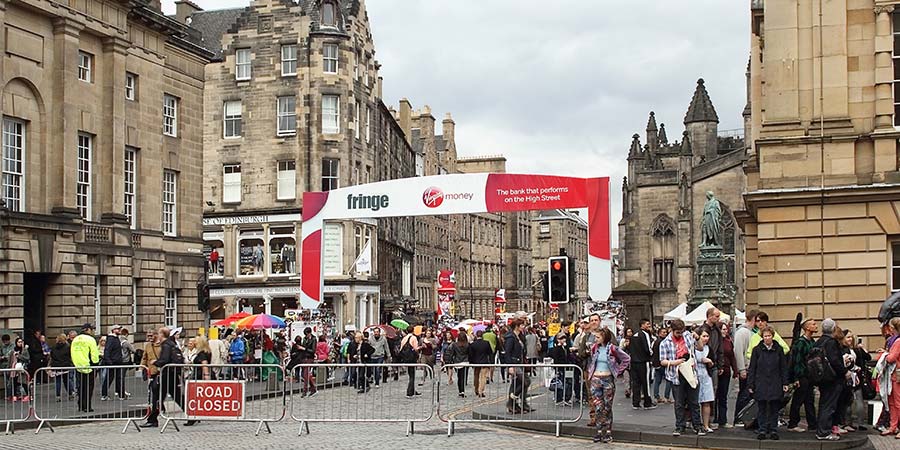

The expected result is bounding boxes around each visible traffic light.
[196,277,210,312]
[548,256,570,304]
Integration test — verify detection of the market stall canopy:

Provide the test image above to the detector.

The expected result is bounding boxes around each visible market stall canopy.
[212,311,251,327]
[683,302,730,326]
[663,303,687,321]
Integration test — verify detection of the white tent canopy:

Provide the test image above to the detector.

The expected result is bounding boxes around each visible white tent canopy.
[663,303,688,321]
[684,301,731,326]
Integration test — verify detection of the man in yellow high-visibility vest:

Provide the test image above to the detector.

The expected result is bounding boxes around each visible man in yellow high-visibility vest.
[70,323,100,412]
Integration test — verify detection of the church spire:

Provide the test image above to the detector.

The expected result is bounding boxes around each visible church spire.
[684,78,719,124]
[646,111,659,151]
[628,134,643,158]
[681,130,692,155]
[659,123,668,145]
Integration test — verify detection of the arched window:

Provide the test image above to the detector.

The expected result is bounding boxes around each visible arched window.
[651,215,676,289]
[321,2,337,27]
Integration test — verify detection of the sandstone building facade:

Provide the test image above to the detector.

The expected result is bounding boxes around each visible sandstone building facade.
[187,0,415,331]
[0,0,210,338]
[616,80,747,321]
[741,0,900,345]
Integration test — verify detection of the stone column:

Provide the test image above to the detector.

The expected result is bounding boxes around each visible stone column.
[50,18,84,216]
[102,37,130,216]
[874,5,895,130]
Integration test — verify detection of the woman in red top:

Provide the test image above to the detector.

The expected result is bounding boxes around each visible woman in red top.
[419,329,436,379]
[881,318,900,437]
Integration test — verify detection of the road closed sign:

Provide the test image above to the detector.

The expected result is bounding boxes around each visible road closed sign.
[185,380,245,419]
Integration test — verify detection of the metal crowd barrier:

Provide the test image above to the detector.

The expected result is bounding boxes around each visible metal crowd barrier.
[437,363,584,437]
[289,363,435,437]
[32,365,150,434]
[1,367,31,435]
[158,363,285,436]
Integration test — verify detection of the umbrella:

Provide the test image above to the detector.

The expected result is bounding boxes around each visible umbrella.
[212,311,250,327]
[390,319,410,330]
[878,291,900,323]
[234,313,287,330]
[473,324,487,334]
[364,325,397,339]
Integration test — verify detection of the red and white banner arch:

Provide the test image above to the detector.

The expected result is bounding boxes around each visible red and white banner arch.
[299,173,610,310]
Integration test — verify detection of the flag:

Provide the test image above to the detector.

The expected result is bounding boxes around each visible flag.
[354,240,372,274]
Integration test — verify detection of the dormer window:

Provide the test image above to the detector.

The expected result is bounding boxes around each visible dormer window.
[322,2,337,28]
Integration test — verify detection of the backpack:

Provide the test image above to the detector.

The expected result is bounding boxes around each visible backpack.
[806,346,835,385]
[170,343,185,365]
[397,337,418,364]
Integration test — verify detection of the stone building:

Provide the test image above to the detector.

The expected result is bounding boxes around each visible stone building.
[531,209,588,321]
[741,0,900,344]
[187,0,414,330]
[616,80,746,321]
[0,0,211,338]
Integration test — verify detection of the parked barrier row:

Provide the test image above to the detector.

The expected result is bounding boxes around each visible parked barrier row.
[1,368,30,435]
[2,362,581,438]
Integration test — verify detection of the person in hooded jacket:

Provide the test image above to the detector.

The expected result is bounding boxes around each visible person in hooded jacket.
[748,326,789,441]
[50,334,75,401]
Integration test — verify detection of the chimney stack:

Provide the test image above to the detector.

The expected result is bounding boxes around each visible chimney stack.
[175,0,202,24]
[148,0,162,12]
[399,98,412,144]
[442,113,455,145]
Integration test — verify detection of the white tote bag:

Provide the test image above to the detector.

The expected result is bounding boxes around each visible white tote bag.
[678,360,698,389]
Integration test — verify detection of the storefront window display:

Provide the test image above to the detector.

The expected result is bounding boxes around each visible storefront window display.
[269,226,297,275]
[205,240,225,278]
[238,229,265,276]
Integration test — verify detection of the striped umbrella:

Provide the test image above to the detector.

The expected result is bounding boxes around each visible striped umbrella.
[234,313,287,330]
[212,311,251,327]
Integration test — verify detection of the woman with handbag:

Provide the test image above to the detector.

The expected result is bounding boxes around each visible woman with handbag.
[587,327,631,443]
[840,330,870,432]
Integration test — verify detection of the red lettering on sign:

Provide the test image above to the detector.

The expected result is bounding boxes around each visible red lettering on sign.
[185,380,245,419]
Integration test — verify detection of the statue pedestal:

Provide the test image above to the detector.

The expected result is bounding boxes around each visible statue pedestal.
[689,245,735,313]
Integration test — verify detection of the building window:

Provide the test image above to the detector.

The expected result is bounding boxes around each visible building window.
[94,277,101,331]
[78,51,92,82]
[277,96,296,135]
[415,153,424,177]
[223,164,241,204]
[277,160,296,200]
[539,222,550,234]
[235,48,251,81]
[321,2,336,27]
[205,233,225,278]
[281,44,297,76]
[124,147,137,229]
[354,101,361,139]
[323,43,338,74]
[354,50,359,79]
[365,106,371,143]
[238,228,265,276]
[322,95,340,134]
[364,57,369,86]
[164,289,177,328]
[125,72,137,101]
[77,133,92,220]
[651,216,676,289]
[2,118,24,212]
[162,170,177,236]
[894,12,900,126]
[163,94,178,137]
[322,158,339,191]
[270,226,296,275]
[223,100,242,138]
[892,241,900,292]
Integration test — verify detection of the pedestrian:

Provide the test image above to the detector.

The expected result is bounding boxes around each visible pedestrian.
[630,318,655,410]
[153,327,186,424]
[504,318,533,414]
[538,328,549,359]
[652,327,673,404]
[368,327,391,387]
[184,338,198,364]
[209,334,228,379]
[525,327,541,369]
[349,332,375,393]
[548,332,574,405]
[748,326,789,441]
[315,334,332,381]
[576,315,600,424]
[419,328,436,380]
[299,327,318,397]
[468,330,493,398]
[8,338,31,402]
[839,329,869,432]
[621,328,632,398]
[744,312,789,360]
[398,329,421,398]
[716,323,737,428]
[101,325,126,401]
[228,333,246,379]
[659,319,704,437]
[588,327,631,443]
[120,328,135,365]
[445,333,470,397]
[815,318,847,441]
[787,318,818,433]
[140,330,162,428]
[71,323,100,412]
[26,329,44,382]
[183,335,214,427]
[440,330,455,385]
[49,334,75,401]
[732,309,757,426]
[881,317,900,437]
[697,308,724,427]
[695,329,715,434]
[482,326,498,384]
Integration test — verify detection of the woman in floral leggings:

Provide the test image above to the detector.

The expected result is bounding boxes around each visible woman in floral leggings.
[587,327,631,443]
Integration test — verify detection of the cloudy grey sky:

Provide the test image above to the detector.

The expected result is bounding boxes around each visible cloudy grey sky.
[164,0,749,239]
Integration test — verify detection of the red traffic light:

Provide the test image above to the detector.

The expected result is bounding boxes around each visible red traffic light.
[552,261,562,271]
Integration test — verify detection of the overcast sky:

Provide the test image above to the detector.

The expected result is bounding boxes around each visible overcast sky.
[164,1,749,242]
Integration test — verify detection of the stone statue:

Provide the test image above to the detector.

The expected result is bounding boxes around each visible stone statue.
[700,191,722,247]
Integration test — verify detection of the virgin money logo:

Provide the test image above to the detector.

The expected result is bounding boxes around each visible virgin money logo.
[423,187,444,208]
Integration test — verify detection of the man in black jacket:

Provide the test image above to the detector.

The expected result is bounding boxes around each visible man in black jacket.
[504,318,533,413]
[815,318,846,441]
[153,327,186,423]
[101,325,126,400]
[630,319,655,409]
[468,331,493,398]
